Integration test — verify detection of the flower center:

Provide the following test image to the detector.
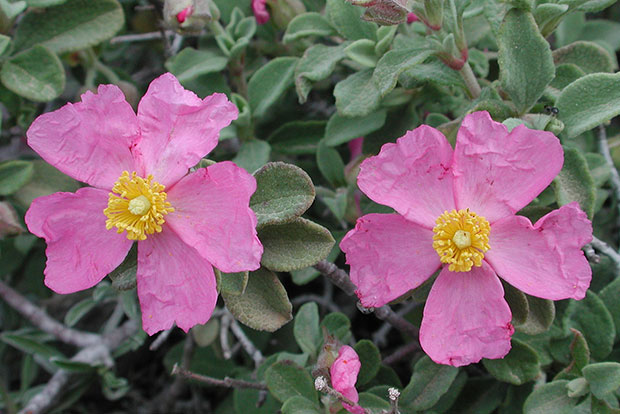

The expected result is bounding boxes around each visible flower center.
[104,171,174,241]
[432,209,490,272]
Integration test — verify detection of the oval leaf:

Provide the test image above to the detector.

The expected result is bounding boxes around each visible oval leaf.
[552,147,595,218]
[0,45,65,102]
[557,72,620,137]
[0,160,33,195]
[523,380,576,414]
[582,362,620,399]
[400,356,459,411]
[222,268,292,332]
[251,162,315,227]
[259,218,335,272]
[482,339,540,385]
[248,57,298,119]
[265,360,317,403]
[294,302,321,358]
[14,0,124,54]
[334,69,381,117]
[324,109,387,147]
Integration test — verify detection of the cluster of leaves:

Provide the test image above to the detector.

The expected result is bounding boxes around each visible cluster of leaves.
[0,0,620,413]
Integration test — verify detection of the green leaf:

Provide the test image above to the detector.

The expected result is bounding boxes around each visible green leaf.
[295,43,346,104]
[344,39,378,68]
[358,392,391,410]
[316,139,346,187]
[217,270,249,296]
[0,160,33,195]
[165,48,228,83]
[599,277,620,340]
[222,268,292,332]
[281,396,321,414]
[523,380,576,413]
[572,0,617,13]
[13,160,79,208]
[556,72,620,138]
[325,0,376,41]
[294,302,321,358]
[320,312,352,343]
[50,358,97,372]
[13,0,124,54]
[283,12,337,43]
[107,245,137,291]
[191,319,220,347]
[580,20,620,52]
[265,360,317,403]
[334,69,381,117]
[324,109,386,147]
[452,378,505,414]
[399,57,467,90]
[0,34,10,56]
[0,45,65,102]
[268,120,325,155]
[372,48,434,97]
[549,63,586,94]
[497,9,554,113]
[585,153,611,188]
[63,299,96,327]
[503,281,529,326]
[251,162,315,228]
[259,217,334,272]
[25,0,67,6]
[248,57,298,119]
[483,339,540,385]
[232,138,271,174]
[1,333,63,360]
[400,356,459,411]
[583,363,620,399]
[553,147,595,218]
[564,290,615,360]
[354,340,381,385]
[553,41,615,74]
[517,295,555,335]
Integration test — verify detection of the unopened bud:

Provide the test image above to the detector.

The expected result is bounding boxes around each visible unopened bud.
[0,202,24,238]
[164,0,215,34]
[349,0,409,25]
[265,0,306,29]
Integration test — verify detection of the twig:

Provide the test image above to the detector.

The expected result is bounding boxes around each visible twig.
[171,364,268,390]
[591,236,620,273]
[158,335,195,413]
[598,125,620,222]
[314,261,421,344]
[372,302,417,347]
[220,312,233,359]
[382,341,421,365]
[19,320,138,414]
[583,244,600,264]
[314,376,369,414]
[109,31,173,44]
[459,61,481,99]
[386,388,401,414]
[313,261,357,296]
[229,317,265,367]
[0,280,100,348]
[149,328,173,351]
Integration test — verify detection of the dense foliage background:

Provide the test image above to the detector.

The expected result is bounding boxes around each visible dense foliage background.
[1,0,620,413]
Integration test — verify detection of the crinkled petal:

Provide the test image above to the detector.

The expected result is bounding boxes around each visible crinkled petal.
[357,125,455,229]
[485,202,592,300]
[134,73,238,187]
[331,346,361,392]
[453,111,563,223]
[420,263,514,366]
[166,161,262,273]
[252,0,270,24]
[137,227,218,335]
[340,213,440,308]
[26,85,139,189]
[25,188,132,294]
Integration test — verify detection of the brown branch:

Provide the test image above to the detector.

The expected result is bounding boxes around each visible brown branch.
[171,364,268,390]
[0,279,100,348]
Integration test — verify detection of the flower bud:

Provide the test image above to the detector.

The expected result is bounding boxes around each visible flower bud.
[348,0,409,25]
[164,0,216,34]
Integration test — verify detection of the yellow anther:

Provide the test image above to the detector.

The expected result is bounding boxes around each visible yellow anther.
[104,171,174,241]
[432,209,490,272]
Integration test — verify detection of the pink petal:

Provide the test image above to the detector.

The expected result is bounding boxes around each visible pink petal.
[419,263,514,366]
[134,73,238,187]
[340,213,440,308]
[27,85,140,189]
[452,111,563,223]
[137,227,218,335]
[357,125,455,229]
[330,345,361,392]
[25,188,133,294]
[252,0,270,24]
[485,203,592,300]
[165,161,263,273]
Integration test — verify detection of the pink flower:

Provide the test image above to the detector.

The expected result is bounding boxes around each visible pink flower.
[340,111,592,366]
[406,12,419,23]
[252,0,270,24]
[25,73,263,335]
[330,346,365,414]
[176,6,193,23]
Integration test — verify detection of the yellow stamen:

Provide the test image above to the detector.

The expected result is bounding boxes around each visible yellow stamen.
[104,171,174,241]
[432,209,490,272]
